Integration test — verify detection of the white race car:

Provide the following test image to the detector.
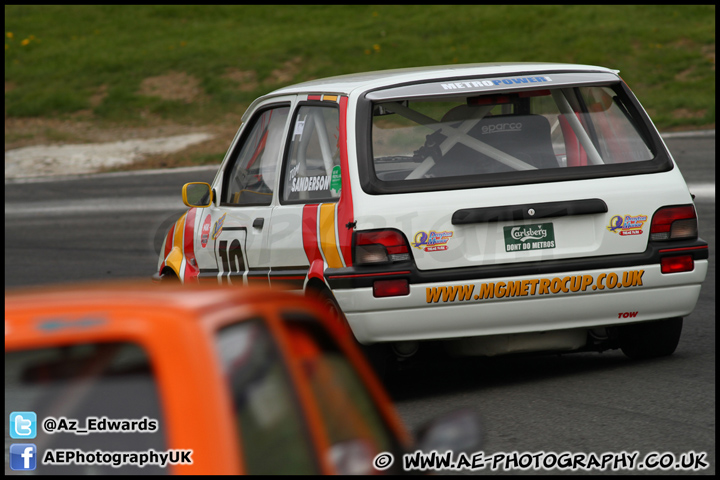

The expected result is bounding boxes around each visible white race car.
[156,63,708,365]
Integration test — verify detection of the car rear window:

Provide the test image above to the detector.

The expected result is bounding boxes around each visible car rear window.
[5,342,166,475]
[361,80,670,194]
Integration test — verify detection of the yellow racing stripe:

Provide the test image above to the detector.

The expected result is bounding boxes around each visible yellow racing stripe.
[173,212,187,251]
[319,203,343,268]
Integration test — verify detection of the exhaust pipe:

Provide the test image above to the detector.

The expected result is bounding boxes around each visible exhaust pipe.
[392,340,419,359]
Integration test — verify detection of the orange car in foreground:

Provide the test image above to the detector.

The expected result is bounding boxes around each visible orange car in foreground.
[5,282,479,475]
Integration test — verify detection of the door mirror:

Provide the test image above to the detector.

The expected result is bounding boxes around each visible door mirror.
[182,182,213,208]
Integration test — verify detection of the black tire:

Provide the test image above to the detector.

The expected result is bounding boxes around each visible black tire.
[160,270,180,283]
[619,317,683,360]
[311,288,351,336]
[308,287,390,379]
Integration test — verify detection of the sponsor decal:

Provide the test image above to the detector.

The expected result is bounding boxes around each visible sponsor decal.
[291,175,330,193]
[201,214,212,248]
[413,230,453,252]
[440,76,552,91]
[504,223,556,252]
[211,213,226,240]
[330,165,342,194]
[482,122,522,134]
[288,163,337,194]
[607,214,647,236]
[426,269,645,304]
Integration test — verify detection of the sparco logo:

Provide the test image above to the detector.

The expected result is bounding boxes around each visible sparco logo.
[482,122,522,134]
[511,225,547,242]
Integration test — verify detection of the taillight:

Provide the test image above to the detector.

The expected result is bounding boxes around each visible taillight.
[661,255,694,274]
[650,205,698,241]
[353,229,411,265]
[373,279,410,297]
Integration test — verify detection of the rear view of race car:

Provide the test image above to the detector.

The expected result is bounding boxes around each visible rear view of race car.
[329,66,708,361]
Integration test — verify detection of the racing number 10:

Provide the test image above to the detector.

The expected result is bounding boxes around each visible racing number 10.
[218,239,246,275]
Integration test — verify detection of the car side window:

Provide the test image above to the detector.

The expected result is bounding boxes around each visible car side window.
[281,312,403,475]
[215,319,319,475]
[282,105,341,203]
[223,105,290,206]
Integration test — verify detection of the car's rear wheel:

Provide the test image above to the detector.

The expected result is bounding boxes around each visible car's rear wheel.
[317,290,350,335]
[619,317,683,359]
[308,286,390,379]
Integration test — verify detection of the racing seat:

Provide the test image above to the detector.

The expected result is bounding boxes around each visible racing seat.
[428,114,559,177]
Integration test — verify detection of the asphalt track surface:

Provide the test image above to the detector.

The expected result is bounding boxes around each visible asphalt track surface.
[5,133,715,474]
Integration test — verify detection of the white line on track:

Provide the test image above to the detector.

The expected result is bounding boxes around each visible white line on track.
[5,197,187,216]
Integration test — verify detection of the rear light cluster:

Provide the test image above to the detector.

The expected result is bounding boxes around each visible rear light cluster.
[650,205,698,241]
[353,229,411,265]
[353,229,412,297]
[651,205,700,275]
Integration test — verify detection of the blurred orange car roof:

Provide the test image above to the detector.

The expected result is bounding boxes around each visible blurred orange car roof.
[5,280,330,352]
[6,280,300,313]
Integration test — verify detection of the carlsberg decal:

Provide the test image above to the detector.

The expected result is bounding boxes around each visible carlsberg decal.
[504,223,556,252]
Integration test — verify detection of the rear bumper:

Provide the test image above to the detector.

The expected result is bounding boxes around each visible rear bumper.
[327,239,708,289]
[332,259,707,345]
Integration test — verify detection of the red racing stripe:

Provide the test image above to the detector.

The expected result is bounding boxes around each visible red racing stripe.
[163,224,174,260]
[302,203,327,281]
[336,96,354,266]
[302,204,322,264]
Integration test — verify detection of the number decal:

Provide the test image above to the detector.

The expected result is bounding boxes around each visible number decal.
[218,238,246,283]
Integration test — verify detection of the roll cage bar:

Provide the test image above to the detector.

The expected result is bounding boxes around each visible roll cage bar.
[377,88,606,180]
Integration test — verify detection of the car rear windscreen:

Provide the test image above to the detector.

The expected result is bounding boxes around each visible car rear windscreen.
[362,80,668,194]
